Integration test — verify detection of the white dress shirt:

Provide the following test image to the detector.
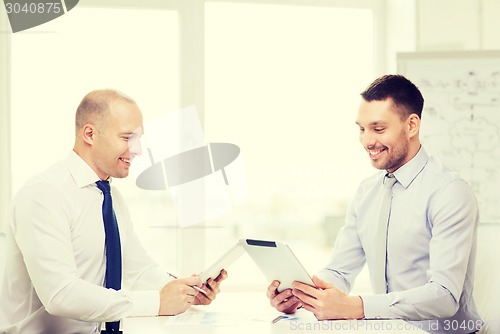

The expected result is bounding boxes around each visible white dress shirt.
[318,147,482,333]
[0,151,171,334]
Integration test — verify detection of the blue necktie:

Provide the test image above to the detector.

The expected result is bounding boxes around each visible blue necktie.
[96,180,122,334]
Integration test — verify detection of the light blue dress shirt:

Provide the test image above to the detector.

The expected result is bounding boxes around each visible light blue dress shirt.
[318,147,482,333]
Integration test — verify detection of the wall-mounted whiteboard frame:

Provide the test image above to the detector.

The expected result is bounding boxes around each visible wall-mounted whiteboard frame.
[398,51,500,224]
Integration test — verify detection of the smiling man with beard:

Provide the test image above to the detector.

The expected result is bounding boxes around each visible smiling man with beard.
[267,75,482,334]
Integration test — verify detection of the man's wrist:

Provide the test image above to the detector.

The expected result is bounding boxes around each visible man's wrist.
[347,295,365,319]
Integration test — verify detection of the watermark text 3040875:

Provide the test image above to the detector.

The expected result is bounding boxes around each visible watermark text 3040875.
[3,0,79,32]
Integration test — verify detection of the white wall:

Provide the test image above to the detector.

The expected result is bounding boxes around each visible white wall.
[385,0,417,72]
[386,0,500,72]
[416,0,500,51]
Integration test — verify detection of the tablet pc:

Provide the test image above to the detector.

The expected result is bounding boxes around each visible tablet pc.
[241,239,315,292]
[198,242,245,283]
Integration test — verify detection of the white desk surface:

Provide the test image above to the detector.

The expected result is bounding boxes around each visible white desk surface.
[123,292,427,334]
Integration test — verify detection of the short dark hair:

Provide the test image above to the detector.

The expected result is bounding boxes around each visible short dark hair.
[360,74,424,119]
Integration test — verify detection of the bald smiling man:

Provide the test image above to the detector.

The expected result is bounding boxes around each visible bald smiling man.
[0,90,227,334]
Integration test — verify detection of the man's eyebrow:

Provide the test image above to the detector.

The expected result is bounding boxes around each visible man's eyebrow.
[119,131,143,136]
[370,121,387,126]
[355,121,387,126]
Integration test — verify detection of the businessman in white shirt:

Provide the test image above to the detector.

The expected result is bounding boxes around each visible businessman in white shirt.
[266,75,482,334]
[0,90,227,333]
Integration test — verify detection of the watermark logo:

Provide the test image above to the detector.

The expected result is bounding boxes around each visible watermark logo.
[3,0,79,33]
[133,106,247,228]
[289,319,424,332]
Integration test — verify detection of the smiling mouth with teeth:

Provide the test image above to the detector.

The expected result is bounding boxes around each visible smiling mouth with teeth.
[370,149,382,154]
[368,148,386,157]
[120,157,131,163]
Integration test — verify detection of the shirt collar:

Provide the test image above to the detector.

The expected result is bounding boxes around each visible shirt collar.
[66,150,108,188]
[391,146,429,189]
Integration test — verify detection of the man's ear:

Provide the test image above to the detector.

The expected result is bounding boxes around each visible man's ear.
[407,114,420,138]
[82,124,96,145]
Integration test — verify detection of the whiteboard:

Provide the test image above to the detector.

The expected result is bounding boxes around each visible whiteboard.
[398,51,500,223]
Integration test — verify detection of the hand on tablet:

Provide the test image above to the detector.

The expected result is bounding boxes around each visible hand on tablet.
[194,269,228,306]
[291,275,364,320]
[267,280,303,314]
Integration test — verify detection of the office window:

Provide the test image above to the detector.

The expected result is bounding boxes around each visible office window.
[204,2,376,290]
